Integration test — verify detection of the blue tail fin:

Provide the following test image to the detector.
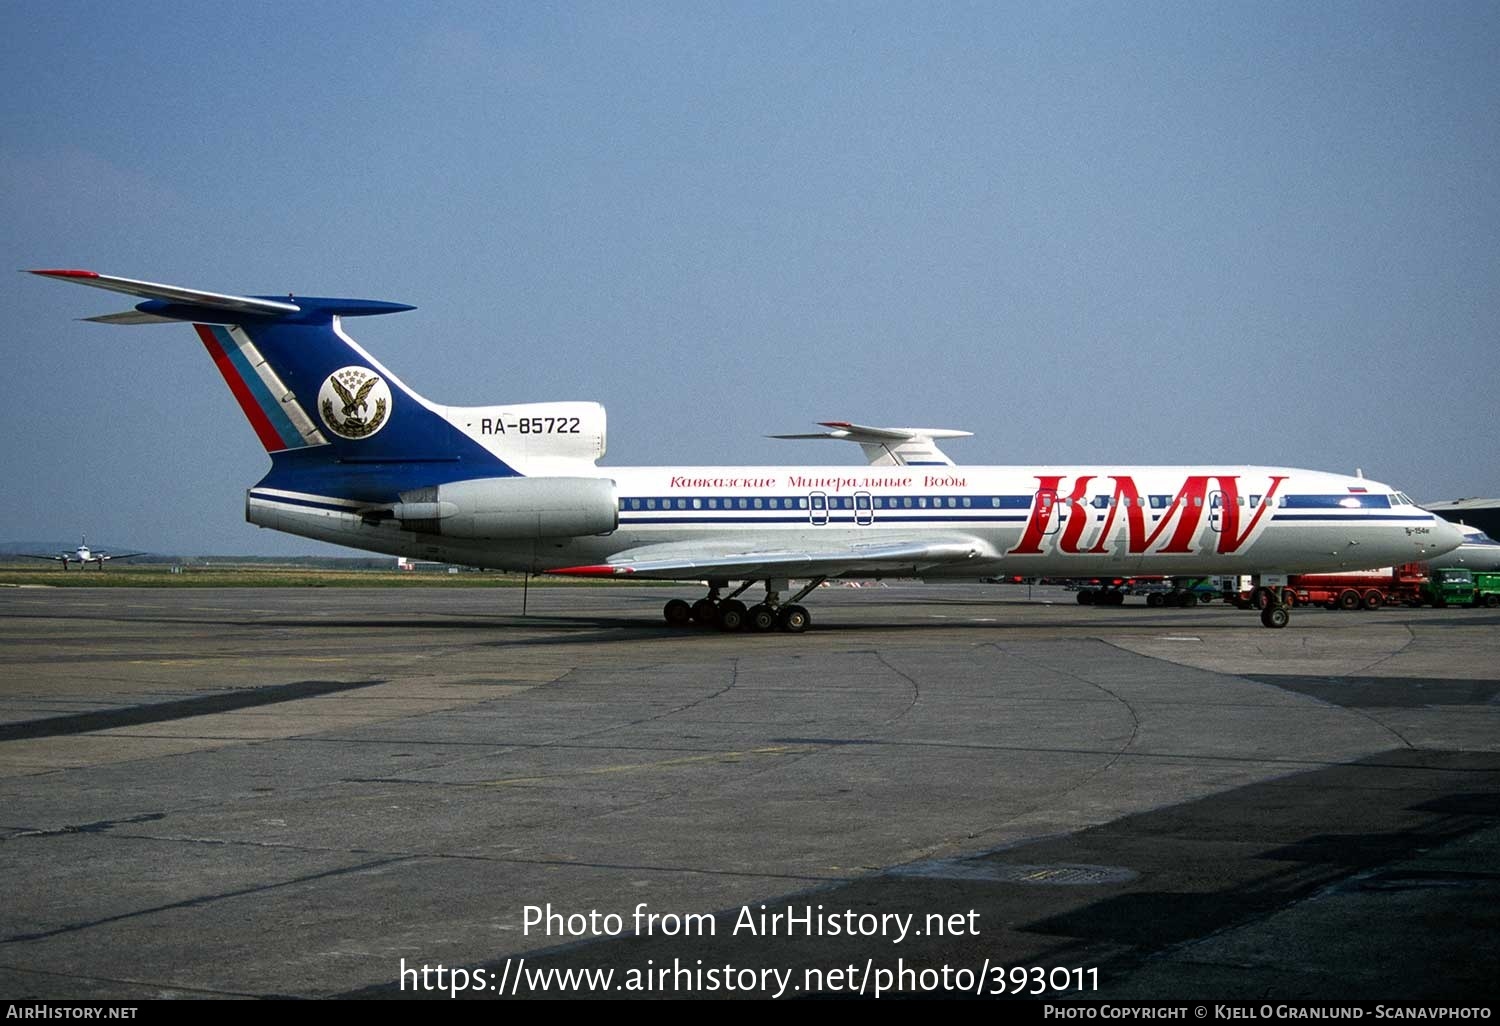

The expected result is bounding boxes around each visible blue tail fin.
[30,270,521,501]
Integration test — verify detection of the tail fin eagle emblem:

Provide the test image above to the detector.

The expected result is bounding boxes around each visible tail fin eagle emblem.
[318,366,391,439]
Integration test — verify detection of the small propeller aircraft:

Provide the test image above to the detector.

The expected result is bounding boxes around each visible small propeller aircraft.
[19,535,144,569]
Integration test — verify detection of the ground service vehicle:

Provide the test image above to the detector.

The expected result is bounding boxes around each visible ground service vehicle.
[1071,576,1223,607]
[1427,569,1500,608]
[1280,565,1429,610]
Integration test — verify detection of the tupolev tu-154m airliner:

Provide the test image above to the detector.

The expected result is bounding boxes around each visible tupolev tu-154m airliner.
[31,269,1465,631]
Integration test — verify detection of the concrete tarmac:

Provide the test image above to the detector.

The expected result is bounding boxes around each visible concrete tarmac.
[0,584,1496,1000]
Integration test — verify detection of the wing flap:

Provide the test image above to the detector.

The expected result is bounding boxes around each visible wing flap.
[549,536,990,580]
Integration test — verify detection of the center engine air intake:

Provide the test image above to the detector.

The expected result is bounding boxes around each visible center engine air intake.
[391,477,617,539]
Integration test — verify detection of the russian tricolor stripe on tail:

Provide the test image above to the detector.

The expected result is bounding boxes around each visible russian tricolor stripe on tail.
[195,324,326,452]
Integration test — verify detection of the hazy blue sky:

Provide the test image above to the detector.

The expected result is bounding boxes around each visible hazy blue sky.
[5,2,1497,555]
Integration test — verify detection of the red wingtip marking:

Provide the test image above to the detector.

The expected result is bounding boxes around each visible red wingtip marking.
[29,269,100,278]
[819,421,853,428]
[547,565,635,577]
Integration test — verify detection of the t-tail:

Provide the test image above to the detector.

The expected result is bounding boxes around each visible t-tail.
[28,270,610,553]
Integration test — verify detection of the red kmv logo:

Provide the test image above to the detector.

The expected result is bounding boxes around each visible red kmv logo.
[1006,474,1288,556]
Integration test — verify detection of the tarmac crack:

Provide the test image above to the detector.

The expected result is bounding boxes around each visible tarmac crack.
[0,854,413,947]
[870,651,923,726]
[6,811,166,840]
[11,826,844,883]
[542,658,742,744]
[0,962,270,999]
[923,641,1144,853]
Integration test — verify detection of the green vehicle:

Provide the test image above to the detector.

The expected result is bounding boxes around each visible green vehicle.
[1476,572,1500,608]
[1426,568,1500,608]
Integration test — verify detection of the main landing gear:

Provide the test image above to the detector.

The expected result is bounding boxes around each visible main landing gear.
[663,577,826,633]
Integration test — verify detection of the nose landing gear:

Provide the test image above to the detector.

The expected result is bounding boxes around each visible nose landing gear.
[1254,582,1291,628]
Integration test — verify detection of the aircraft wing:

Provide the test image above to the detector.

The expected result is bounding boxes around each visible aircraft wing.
[15,554,67,562]
[549,536,991,581]
[99,553,147,561]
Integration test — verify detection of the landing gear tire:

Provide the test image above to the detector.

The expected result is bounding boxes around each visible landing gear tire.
[717,599,747,632]
[691,598,719,625]
[1260,605,1290,629]
[664,599,692,627]
[778,604,811,633]
[746,604,778,632]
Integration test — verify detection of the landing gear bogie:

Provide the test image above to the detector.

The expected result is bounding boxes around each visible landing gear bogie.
[747,604,778,632]
[663,577,825,634]
[663,598,693,627]
[717,599,747,632]
[778,604,811,633]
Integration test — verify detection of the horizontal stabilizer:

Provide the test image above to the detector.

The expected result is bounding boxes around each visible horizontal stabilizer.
[770,421,972,466]
[28,269,416,326]
[29,269,301,317]
[83,311,182,325]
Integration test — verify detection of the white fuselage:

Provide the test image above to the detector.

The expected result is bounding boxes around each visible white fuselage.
[1428,525,1500,572]
[247,464,1463,580]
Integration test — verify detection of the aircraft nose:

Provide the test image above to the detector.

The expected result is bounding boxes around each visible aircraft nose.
[1427,515,1467,559]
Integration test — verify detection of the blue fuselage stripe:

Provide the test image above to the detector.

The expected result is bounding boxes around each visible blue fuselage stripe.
[1271,514,1436,522]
